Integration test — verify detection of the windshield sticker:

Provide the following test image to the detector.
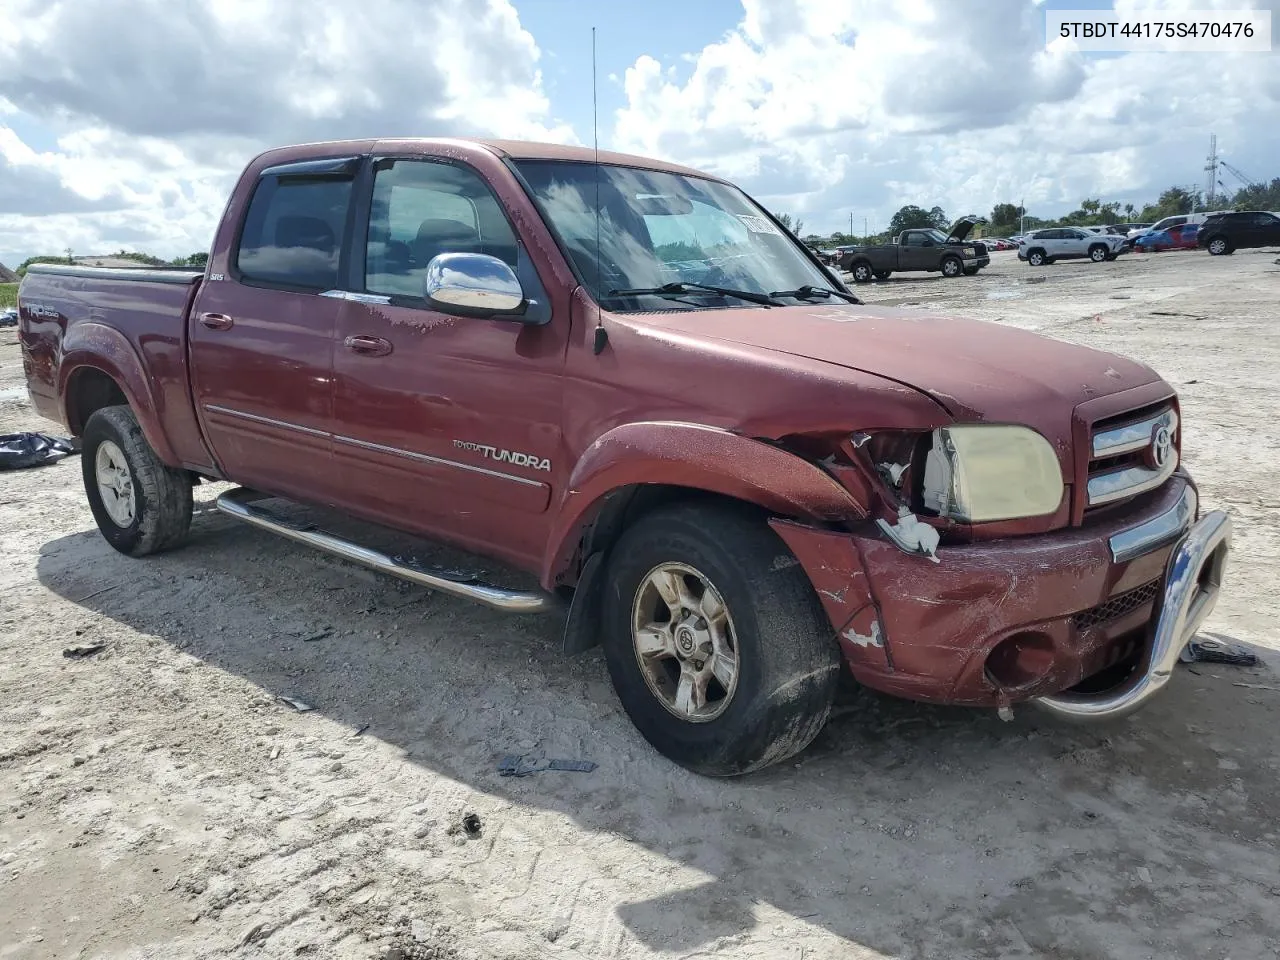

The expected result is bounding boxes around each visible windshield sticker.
[737,215,781,235]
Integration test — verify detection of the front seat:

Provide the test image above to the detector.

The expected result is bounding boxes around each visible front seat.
[412,218,483,268]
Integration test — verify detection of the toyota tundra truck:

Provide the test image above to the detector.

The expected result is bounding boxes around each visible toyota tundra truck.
[18,138,1230,776]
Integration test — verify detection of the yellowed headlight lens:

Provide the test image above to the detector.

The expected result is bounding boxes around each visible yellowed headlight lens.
[931,425,1064,522]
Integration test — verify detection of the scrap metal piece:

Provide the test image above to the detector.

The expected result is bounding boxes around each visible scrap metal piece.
[497,753,598,777]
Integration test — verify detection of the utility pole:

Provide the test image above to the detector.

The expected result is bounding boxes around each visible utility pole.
[849,212,854,240]
[1019,198,1025,235]
[863,217,868,240]
[1203,133,1218,208]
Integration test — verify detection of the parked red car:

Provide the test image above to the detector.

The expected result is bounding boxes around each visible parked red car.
[18,138,1232,775]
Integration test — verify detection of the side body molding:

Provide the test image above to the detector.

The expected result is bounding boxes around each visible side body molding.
[540,420,865,588]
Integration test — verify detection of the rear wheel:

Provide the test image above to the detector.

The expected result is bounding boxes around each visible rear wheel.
[962,266,980,275]
[1088,244,1108,263]
[941,256,962,278]
[1206,235,1231,255]
[601,503,840,776]
[851,261,874,283]
[82,405,192,556]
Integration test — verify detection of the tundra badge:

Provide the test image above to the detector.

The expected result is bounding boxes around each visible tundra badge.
[454,440,551,472]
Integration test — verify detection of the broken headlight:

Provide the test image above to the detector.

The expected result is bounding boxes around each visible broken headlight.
[921,425,1063,523]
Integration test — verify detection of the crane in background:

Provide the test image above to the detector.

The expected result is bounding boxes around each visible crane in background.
[1204,134,1259,207]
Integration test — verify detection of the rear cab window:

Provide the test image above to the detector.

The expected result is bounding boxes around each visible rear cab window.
[235,162,357,290]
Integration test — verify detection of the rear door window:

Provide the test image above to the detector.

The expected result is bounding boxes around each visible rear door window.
[236,175,354,290]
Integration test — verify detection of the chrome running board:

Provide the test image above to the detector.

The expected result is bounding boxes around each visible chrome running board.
[215,488,562,614]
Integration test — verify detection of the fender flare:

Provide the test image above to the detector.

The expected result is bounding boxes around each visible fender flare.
[58,322,179,465]
[540,421,864,588]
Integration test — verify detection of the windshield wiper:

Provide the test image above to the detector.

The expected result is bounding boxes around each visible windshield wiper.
[769,284,862,305]
[608,282,782,307]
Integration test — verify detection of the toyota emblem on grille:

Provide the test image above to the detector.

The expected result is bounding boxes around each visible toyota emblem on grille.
[1151,424,1173,468]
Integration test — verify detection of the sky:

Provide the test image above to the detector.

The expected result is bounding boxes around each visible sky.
[0,0,1277,268]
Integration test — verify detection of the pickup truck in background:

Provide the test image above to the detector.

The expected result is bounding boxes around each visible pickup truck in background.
[838,217,990,282]
[19,139,1231,776]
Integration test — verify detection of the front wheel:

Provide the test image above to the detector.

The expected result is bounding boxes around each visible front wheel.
[851,261,874,283]
[873,270,891,280]
[1088,244,1108,262]
[601,503,840,776]
[82,405,193,556]
[1206,236,1231,255]
[941,256,962,278]
[963,266,980,275]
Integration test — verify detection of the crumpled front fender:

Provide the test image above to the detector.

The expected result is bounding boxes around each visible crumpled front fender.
[540,420,865,587]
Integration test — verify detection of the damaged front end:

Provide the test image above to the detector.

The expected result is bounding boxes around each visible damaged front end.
[768,416,1232,720]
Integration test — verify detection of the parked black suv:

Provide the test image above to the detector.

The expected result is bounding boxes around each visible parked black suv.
[1197,211,1280,255]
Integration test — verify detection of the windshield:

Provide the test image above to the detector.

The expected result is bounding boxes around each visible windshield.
[513,160,835,310]
[919,229,951,244]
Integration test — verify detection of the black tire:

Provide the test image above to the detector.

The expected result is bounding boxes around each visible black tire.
[873,270,891,281]
[601,502,840,777]
[1088,244,1108,262]
[1027,249,1047,266]
[1206,235,1231,256]
[962,266,980,275]
[941,256,962,278]
[82,405,193,556]
[850,261,874,283]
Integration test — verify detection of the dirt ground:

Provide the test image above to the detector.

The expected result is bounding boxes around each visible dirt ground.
[2,248,1279,960]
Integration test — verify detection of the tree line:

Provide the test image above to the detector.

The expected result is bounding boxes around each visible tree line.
[12,249,209,276]
[785,175,1280,247]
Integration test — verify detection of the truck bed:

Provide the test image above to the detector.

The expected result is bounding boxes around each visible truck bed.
[19,263,216,472]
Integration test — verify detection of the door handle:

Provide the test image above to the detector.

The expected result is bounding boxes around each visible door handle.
[199,312,234,330]
[343,335,393,357]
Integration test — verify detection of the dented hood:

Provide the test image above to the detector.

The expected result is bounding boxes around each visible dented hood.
[637,302,1164,450]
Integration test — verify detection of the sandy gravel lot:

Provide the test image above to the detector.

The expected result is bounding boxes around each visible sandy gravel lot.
[2,248,1278,960]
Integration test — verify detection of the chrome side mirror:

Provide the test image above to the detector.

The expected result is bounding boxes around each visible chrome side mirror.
[424,252,525,316]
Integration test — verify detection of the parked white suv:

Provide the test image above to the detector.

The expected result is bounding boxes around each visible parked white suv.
[1017,227,1127,266]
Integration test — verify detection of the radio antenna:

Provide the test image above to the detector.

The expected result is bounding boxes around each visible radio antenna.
[591,26,608,355]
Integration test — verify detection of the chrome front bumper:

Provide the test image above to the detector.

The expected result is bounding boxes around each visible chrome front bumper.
[1035,507,1232,721]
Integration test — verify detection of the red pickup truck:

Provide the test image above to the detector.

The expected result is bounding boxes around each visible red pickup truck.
[18,138,1231,776]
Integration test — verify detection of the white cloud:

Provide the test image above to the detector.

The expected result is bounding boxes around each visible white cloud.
[611,0,1280,235]
[0,0,573,267]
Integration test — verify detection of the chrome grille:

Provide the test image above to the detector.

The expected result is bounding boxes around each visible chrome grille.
[1087,406,1178,507]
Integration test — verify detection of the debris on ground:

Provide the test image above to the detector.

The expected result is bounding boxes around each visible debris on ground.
[62,642,107,659]
[0,432,78,470]
[277,696,314,712]
[73,583,120,603]
[1180,636,1260,667]
[461,813,482,837]
[498,752,598,777]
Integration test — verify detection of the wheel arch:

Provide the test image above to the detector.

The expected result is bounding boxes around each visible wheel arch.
[542,421,865,592]
[58,323,179,465]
